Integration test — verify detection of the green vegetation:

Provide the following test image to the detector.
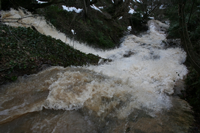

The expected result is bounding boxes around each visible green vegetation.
[2,0,149,49]
[183,67,200,132]
[129,12,148,34]
[165,0,200,131]
[184,67,200,111]
[36,4,127,49]
[0,24,101,84]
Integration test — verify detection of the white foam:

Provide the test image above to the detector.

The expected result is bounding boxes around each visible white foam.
[42,67,172,118]
[1,9,188,118]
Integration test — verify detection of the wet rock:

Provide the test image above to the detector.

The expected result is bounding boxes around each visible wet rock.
[149,51,160,60]
[123,51,135,58]
[152,55,160,59]
[140,43,147,46]
[98,58,112,65]
[98,59,104,65]
[173,78,185,96]
[39,64,51,71]
[161,39,181,49]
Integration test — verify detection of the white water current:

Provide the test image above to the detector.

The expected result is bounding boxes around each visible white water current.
[0,9,193,133]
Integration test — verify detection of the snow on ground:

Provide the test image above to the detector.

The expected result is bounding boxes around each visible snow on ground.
[62,5,83,13]
[159,5,165,9]
[133,0,142,3]
[127,26,132,31]
[90,4,102,13]
[36,0,47,4]
[71,29,76,35]
[119,16,123,20]
[128,6,136,14]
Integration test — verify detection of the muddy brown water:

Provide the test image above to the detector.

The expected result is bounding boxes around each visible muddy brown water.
[0,9,194,133]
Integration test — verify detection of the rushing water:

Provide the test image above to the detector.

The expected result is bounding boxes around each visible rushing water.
[0,9,194,133]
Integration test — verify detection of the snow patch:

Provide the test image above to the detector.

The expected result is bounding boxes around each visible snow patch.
[90,4,102,13]
[128,8,136,14]
[133,0,142,3]
[127,26,132,31]
[36,0,48,4]
[62,5,83,13]
[71,29,76,35]
[119,16,123,20]
[149,17,155,20]
[159,5,165,9]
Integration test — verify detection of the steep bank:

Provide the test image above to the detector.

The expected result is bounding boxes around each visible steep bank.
[0,23,102,85]
[35,0,149,49]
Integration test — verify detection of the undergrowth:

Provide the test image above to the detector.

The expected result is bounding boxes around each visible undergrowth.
[183,66,200,133]
[0,24,101,85]
[37,5,126,49]
[185,67,200,112]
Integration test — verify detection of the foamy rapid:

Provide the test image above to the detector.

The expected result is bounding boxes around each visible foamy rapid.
[1,9,188,120]
[43,67,172,118]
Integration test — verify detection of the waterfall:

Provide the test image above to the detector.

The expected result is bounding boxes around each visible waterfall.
[0,9,193,133]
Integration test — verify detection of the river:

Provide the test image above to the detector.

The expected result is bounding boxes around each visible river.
[0,9,194,133]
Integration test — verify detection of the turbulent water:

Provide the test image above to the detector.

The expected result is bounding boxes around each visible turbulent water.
[0,9,194,133]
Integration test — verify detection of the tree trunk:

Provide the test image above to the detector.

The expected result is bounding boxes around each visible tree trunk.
[83,0,91,18]
[179,2,200,74]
